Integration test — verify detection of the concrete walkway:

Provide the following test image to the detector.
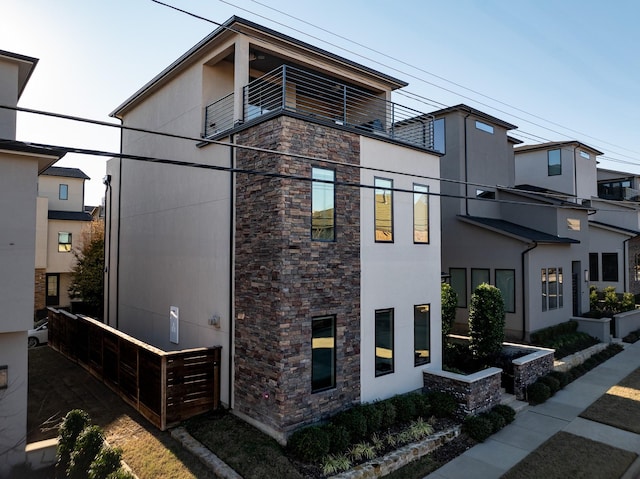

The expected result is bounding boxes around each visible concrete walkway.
[426,340,640,479]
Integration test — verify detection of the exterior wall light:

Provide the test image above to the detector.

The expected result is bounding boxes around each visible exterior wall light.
[0,365,8,389]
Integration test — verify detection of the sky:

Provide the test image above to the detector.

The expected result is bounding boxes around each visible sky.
[3,0,640,206]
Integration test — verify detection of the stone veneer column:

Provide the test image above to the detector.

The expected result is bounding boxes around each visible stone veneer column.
[34,268,46,314]
[234,116,361,439]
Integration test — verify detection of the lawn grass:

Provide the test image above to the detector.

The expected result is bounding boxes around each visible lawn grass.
[579,368,640,434]
[186,412,305,479]
[501,431,637,479]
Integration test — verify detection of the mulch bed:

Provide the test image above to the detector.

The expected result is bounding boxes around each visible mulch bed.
[579,368,640,434]
[501,431,637,479]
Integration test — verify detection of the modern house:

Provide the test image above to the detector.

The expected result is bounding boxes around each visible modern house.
[0,50,65,475]
[35,167,93,317]
[105,16,442,442]
[434,105,590,340]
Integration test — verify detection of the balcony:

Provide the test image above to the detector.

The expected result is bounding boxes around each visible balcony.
[204,65,434,150]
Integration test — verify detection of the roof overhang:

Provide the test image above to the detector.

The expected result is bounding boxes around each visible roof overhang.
[0,140,66,173]
[459,215,580,245]
[514,140,604,156]
[0,49,38,100]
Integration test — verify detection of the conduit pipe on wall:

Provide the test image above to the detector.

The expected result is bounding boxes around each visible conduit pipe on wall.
[521,242,538,341]
[228,133,235,410]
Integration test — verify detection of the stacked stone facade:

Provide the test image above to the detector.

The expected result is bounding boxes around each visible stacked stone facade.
[234,116,361,438]
[34,268,46,314]
[628,236,640,295]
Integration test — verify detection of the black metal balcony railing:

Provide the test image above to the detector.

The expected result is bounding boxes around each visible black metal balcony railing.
[204,65,434,150]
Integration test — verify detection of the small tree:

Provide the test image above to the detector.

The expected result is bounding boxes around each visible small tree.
[68,220,104,319]
[441,283,458,345]
[56,409,91,477]
[469,283,505,365]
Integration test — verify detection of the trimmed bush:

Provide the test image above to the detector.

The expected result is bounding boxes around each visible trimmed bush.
[538,375,561,395]
[324,424,350,455]
[360,403,383,435]
[57,409,91,475]
[527,381,551,405]
[425,391,457,418]
[481,411,506,433]
[377,400,397,431]
[492,404,516,424]
[88,446,123,479]
[392,394,417,424]
[548,370,570,388]
[469,284,505,364]
[332,409,367,443]
[441,282,458,342]
[68,425,105,479]
[411,393,432,419]
[463,415,493,442]
[288,426,330,463]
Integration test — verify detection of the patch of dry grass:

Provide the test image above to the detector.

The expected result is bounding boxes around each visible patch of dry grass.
[501,432,636,479]
[580,368,640,434]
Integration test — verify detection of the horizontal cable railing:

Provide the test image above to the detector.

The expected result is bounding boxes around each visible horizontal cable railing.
[205,65,434,149]
[204,92,234,138]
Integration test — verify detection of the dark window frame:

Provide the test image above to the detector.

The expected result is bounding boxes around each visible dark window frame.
[59,183,68,200]
[58,232,72,253]
[374,177,394,243]
[311,167,336,242]
[602,253,619,282]
[548,149,561,176]
[449,268,467,308]
[413,183,429,244]
[589,253,599,281]
[414,304,431,367]
[311,315,336,393]
[495,269,516,313]
[375,308,394,377]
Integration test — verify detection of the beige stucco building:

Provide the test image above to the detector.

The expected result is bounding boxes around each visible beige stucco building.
[0,49,65,475]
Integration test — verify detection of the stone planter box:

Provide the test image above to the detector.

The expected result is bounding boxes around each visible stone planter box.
[423,368,503,417]
[553,342,609,373]
[505,344,554,400]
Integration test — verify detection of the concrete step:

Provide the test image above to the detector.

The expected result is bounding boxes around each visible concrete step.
[500,392,529,413]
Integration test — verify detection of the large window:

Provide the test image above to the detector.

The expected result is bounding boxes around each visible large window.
[496,269,515,313]
[414,304,430,366]
[635,253,640,282]
[589,253,599,281]
[374,178,393,242]
[598,179,632,201]
[433,118,445,154]
[602,253,619,281]
[312,315,336,392]
[450,268,467,308]
[58,232,72,252]
[413,184,429,244]
[471,268,490,292]
[311,167,335,241]
[541,267,563,311]
[548,149,561,176]
[59,184,68,200]
[375,309,394,376]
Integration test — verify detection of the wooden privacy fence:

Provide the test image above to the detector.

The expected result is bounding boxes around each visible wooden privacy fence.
[47,307,221,430]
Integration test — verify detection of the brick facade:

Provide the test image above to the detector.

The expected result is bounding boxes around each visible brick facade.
[628,236,640,295]
[234,116,361,438]
[34,268,46,314]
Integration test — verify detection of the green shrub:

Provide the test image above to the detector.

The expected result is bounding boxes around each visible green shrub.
[530,321,578,345]
[441,282,458,342]
[548,370,570,388]
[583,357,598,370]
[469,284,505,364]
[463,415,493,442]
[105,470,135,479]
[88,446,123,479]
[377,400,397,431]
[481,411,506,433]
[324,424,350,455]
[491,405,516,424]
[425,391,457,418]
[392,394,417,424]
[359,403,383,435]
[527,382,551,405]
[288,426,330,463]
[411,393,432,419]
[538,375,561,395]
[67,425,105,479]
[57,409,91,475]
[332,408,367,443]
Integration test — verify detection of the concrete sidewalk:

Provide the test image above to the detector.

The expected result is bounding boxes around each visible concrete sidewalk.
[426,340,640,479]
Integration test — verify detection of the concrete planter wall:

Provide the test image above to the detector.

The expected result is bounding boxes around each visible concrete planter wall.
[612,309,640,339]
[423,368,503,417]
[572,316,611,343]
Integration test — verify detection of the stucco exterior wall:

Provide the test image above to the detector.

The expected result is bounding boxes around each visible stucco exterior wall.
[514,148,576,196]
[588,225,629,294]
[0,58,18,139]
[38,175,85,212]
[360,136,442,403]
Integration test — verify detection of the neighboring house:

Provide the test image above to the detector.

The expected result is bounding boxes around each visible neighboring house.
[433,105,590,340]
[34,167,92,316]
[0,50,65,475]
[106,16,442,442]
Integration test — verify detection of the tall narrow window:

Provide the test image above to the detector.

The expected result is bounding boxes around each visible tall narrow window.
[471,268,490,292]
[541,269,547,312]
[548,268,558,309]
[312,315,336,392]
[311,167,335,241]
[450,268,467,308]
[59,184,68,200]
[496,269,515,313]
[548,149,561,176]
[413,184,429,244]
[414,304,430,366]
[602,253,619,281]
[375,309,394,376]
[542,267,563,311]
[58,232,72,252]
[433,118,445,154]
[589,253,599,281]
[635,253,640,282]
[375,178,393,242]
